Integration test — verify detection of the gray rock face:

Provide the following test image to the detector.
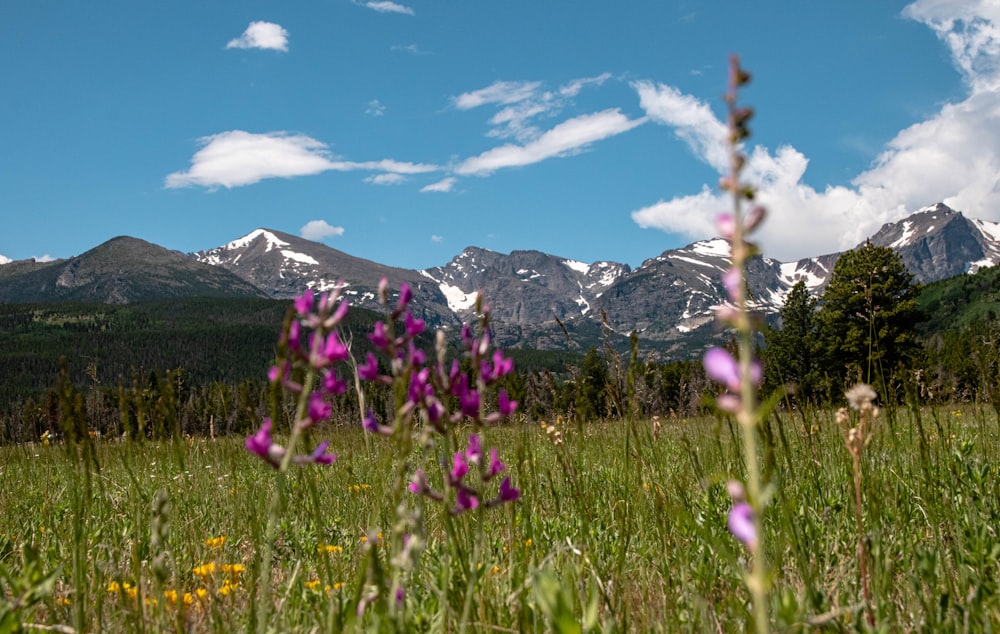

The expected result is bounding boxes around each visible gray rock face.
[4,204,999,355]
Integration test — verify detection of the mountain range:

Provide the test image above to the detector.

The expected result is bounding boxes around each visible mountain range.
[3,202,998,355]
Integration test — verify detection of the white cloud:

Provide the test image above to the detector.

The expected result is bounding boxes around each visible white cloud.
[36,254,55,263]
[431,234,444,242]
[560,72,612,97]
[391,44,428,55]
[365,173,407,185]
[0,254,10,265]
[166,131,334,188]
[631,2,1000,261]
[165,131,438,189]
[365,1,414,15]
[366,99,385,116]
[421,177,456,192]
[300,220,345,240]
[456,109,646,175]
[453,81,542,110]
[226,21,289,52]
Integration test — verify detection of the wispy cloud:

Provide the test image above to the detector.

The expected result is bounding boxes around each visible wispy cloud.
[365,173,407,185]
[431,234,444,242]
[453,81,542,110]
[165,131,437,189]
[364,1,414,15]
[366,99,386,116]
[0,254,11,265]
[300,220,345,240]
[226,21,289,52]
[391,43,429,55]
[456,109,646,176]
[455,74,614,142]
[421,177,456,192]
[630,1,1000,261]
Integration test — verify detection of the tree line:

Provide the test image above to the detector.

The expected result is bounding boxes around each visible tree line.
[1,243,999,443]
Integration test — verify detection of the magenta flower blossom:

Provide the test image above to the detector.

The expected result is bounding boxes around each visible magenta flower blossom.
[322,370,347,396]
[404,312,425,336]
[492,350,514,379]
[246,418,275,460]
[728,502,757,549]
[722,267,741,302]
[408,469,429,495]
[369,321,390,350]
[486,447,505,479]
[450,451,469,482]
[307,392,332,424]
[454,488,479,514]
[294,289,314,316]
[704,347,762,393]
[465,434,482,466]
[498,476,519,503]
[362,410,379,433]
[498,389,517,416]
[397,283,412,310]
[716,213,736,240]
[357,352,380,381]
[459,386,480,418]
[305,441,336,465]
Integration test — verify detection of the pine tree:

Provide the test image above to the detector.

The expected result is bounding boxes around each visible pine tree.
[816,241,923,398]
[765,280,819,403]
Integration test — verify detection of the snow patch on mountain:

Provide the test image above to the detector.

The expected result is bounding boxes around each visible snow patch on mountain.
[562,259,589,274]
[439,283,478,312]
[689,239,731,258]
[889,221,914,248]
[227,229,288,251]
[281,250,318,265]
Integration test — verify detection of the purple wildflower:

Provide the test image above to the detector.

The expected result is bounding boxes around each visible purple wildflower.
[727,502,757,549]
[465,434,482,466]
[307,441,336,465]
[498,389,517,416]
[369,321,390,350]
[357,353,380,381]
[486,447,505,479]
[497,476,519,503]
[459,386,480,419]
[307,392,332,424]
[454,488,479,514]
[404,312,425,336]
[245,419,284,468]
[294,290,314,316]
[450,451,469,482]
[703,347,741,392]
[322,370,347,396]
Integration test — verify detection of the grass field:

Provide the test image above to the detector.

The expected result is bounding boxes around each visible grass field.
[2,403,999,632]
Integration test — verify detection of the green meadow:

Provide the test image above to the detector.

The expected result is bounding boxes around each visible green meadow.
[2,405,999,632]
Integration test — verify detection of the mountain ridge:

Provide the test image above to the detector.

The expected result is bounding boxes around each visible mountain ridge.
[3,203,999,354]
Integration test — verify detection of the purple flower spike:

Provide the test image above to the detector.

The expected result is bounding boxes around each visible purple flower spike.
[369,321,390,350]
[465,434,482,465]
[397,283,413,310]
[454,488,479,513]
[703,347,741,393]
[362,410,380,433]
[294,290,314,316]
[716,213,736,240]
[492,350,514,379]
[486,447,505,479]
[450,451,469,482]
[358,353,380,381]
[498,389,518,416]
[307,392,332,424]
[728,502,757,549]
[310,441,337,465]
[287,320,301,349]
[404,312,425,336]
[408,469,428,495]
[246,418,274,458]
[498,476,519,503]
[460,387,480,418]
[324,332,349,364]
[322,370,347,396]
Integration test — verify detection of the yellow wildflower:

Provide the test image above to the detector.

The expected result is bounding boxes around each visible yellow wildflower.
[182,593,194,606]
[55,596,71,607]
[317,544,343,554]
[332,582,345,592]
[218,579,238,596]
[195,588,208,601]
[193,562,216,578]
[204,535,226,549]
[524,538,533,548]
[221,563,245,576]
[304,579,321,591]
[163,589,178,605]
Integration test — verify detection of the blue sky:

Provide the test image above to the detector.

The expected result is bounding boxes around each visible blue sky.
[1,1,996,270]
